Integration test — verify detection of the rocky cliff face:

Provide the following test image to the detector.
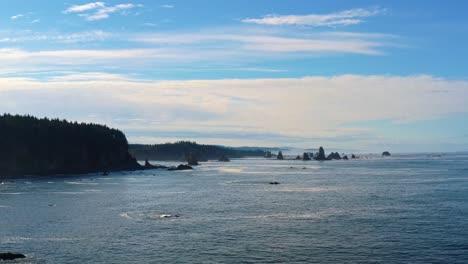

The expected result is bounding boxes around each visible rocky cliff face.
[0,114,141,178]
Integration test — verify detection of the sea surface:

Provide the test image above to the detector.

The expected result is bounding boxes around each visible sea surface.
[1,154,468,263]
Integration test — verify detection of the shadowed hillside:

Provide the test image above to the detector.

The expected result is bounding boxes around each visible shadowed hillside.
[0,114,141,178]
[129,141,265,161]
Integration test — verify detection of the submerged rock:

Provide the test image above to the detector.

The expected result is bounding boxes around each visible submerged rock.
[382,151,391,157]
[0,253,26,261]
[269,182,280,185]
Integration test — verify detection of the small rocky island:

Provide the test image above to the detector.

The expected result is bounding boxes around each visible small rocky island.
[382,151,391,157]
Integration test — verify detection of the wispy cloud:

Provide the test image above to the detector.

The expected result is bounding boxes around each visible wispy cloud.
[31,19,40,23]
[242,7,384,27]
[63,2,143,21]
[134,31,391,55]
[10,14,24,20]
[63,2,105,13]
[0,30,112,44]
[161,4,174,9]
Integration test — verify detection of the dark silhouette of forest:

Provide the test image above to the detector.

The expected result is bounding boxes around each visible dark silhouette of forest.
[129,141,265,161]
[0,114,141,178]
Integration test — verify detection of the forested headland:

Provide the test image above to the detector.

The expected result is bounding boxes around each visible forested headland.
[129,141,265,161]
[0,114,141,178]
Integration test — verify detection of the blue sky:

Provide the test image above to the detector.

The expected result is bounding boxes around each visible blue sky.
[1,0,467,152]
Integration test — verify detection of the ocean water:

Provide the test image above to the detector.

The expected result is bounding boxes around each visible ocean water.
[1,154,468,263]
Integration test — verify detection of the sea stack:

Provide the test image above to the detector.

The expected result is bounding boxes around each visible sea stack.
[315,147,327,161]
[303,152,311,161]
[277,151,284,160]
[327,152,342,160]
[382,151,391,157]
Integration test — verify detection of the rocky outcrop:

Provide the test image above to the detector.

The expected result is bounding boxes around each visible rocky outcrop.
[167,164,193,171]
[327,152,342,160]
[277,151,284,160]
[264,151,272,158]
[342,155,349,160]
[315,147,327,161]
[269,182,280,185]
[303,152,311,161]
[144,159,170,170]
[382,151,391,157]
[218,155,230,162]
[187,153,199,166]
[295,155,301,160]
[0,253,26,261]
[351,154,357,159]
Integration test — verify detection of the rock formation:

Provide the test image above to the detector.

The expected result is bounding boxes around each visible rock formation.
[167,164,193,171]
[303,152,311,161]
[264,151,272,158]
[0,253,26,261]
[187,153,199,166]
[277,151,284,160]
[382,151,391,157]
[218,155,230,162]
[315,147,327,161]
[295,155,301,160]
[327,152,342,160]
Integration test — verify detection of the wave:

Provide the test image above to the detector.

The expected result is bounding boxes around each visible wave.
[65,181,99,185]
[120,211,181,221]
[274,187,342,192]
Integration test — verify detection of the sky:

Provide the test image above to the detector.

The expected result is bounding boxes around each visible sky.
[1,0,467,153]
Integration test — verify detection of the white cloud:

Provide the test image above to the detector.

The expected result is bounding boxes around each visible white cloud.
[0,75,466,150]
[10,14,24,20]
[161,4,174,8]
[242,7,384,27]
[63,2,105,13]
[31,19,40,23]
[63,2,142,21]
[134,31,390,55]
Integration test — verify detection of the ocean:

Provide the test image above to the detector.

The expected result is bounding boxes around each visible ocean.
[1,154,468,263]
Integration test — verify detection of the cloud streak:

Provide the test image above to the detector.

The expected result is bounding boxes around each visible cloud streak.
[242,8,384,27]
[63,2,142,21]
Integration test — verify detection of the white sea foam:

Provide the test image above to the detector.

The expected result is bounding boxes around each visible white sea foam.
[218,168,243,173]
[120,212,133,219]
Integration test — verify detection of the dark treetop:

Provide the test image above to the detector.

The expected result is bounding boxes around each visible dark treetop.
[0,114,141,178]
